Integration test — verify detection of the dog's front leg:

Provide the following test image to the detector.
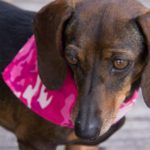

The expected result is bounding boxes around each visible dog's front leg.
[66,145,102,150]
[18,140,35,150]
[18,139,56,150]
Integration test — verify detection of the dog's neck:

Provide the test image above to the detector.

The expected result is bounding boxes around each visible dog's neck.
[2,35,139,128]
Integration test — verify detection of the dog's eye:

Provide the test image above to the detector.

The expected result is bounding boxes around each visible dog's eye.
[65,45,79,65]
[66,53,78,65]
[65,50,78,65]
[113,59,129,70]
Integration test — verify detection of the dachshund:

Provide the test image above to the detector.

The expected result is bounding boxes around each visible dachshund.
[0,0,150,150]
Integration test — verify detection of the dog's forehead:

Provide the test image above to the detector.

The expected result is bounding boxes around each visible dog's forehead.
[72,0,147,32]
[74,0,147,15]
[69,0,147,50]
[74,0,148,25]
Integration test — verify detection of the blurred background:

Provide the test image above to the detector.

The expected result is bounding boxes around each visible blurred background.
[1,0,150,150]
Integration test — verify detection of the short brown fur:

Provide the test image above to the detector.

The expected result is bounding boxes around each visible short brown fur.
[0,0,150,150]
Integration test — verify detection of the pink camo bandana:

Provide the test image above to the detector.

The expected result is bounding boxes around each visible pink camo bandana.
[2,35,139,128]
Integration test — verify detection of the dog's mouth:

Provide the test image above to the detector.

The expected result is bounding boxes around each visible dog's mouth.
[100,88,139,134]
[113,88,139,124]
[69,88,139,145]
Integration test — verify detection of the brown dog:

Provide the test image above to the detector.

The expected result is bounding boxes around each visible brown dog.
[0,0,150,150]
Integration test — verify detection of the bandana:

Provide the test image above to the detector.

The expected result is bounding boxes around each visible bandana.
[2,35,139,128]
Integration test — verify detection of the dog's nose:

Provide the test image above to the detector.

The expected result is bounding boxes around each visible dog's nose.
[75,116,101,140]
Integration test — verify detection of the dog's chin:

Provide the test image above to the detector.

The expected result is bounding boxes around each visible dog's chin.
[99,119,114,136]
[100,125,112,136]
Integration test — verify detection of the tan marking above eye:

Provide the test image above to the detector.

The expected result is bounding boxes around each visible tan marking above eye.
[103,49,135,60]
[113,59,129,70]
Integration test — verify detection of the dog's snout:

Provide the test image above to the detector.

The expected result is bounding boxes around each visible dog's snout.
[75,115,101,140]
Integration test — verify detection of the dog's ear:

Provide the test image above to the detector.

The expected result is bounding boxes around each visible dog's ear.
[33,0,72,89]
[137,12,150,107]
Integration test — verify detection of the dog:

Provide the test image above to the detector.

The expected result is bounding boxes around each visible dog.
[0,0,150,150]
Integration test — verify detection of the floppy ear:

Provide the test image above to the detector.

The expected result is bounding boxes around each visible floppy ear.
[137,12,150,107]
[33,0,72,89]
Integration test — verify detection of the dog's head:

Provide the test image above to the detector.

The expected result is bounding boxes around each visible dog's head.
[33,0,150,140]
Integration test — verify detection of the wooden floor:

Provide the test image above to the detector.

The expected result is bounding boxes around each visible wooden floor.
[1,0,150,150]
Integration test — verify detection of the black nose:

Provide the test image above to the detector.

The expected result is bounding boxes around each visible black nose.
[75,115,101,140]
